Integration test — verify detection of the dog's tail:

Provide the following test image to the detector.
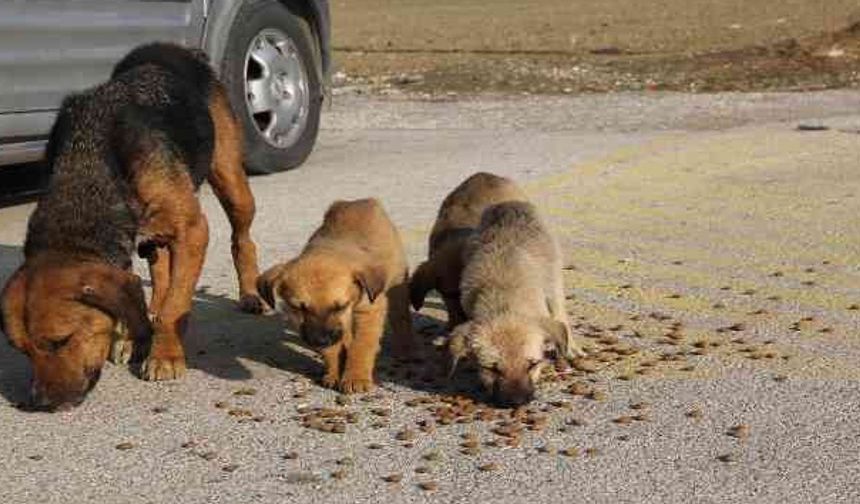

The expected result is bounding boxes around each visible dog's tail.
[111,42,215,93]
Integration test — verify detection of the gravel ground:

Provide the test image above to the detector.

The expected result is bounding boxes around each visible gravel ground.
[0,91,859,503]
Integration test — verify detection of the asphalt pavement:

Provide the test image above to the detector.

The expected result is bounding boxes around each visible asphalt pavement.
[0,90,858,503]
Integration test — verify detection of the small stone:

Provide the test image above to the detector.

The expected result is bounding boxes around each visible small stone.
[383,473,403,483]
[686,408,703,419]
[330,469,348,480]
[367,443,384,450]
[283,451,299,460]
[115,442,135,451]
[233,387,257,396]
[561,447,579,457]
[222,464,240,473]
[199,451,218,461]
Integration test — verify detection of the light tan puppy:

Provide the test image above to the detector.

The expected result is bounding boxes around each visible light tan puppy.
[449,200,584,407]
[257,199,414,393]
[410,172,527,328]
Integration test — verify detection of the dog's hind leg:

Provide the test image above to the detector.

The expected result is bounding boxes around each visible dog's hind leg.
[387,277,418,360]
[547,274,584,360]
[207,88,264,314]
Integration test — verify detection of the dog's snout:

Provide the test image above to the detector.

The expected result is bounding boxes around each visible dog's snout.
[29,386,81,412]
[490,380,535,408]
[301,324,343,348]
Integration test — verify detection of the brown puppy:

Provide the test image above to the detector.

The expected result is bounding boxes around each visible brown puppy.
[449,201,584,407]
[258,198,415,394]
[410,172,527,328]
[0,43,264,410]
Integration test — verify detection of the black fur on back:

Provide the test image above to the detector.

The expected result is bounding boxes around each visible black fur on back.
[112,42,215,100]
[25,43,218,269]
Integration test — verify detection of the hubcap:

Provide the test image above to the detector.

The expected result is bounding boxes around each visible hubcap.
[244,29,310,149]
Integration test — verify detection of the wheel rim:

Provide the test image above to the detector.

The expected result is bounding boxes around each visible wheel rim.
[243,28,310,149]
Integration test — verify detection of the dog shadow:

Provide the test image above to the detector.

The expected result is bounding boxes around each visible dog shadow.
[188,288,483,398]
[183,286,321,381]
[0,245,30,405]
[0,242,481,401]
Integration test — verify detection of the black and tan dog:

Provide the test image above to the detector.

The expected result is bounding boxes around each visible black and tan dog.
[0,43,265,410]
[257,198,415,394]
[409,172,527,328]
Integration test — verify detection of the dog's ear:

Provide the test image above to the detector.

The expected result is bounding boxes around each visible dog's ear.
[448,321,476,378]
[1,267,30,349]
[409,261,435,311]
[76,264,152,342]
[256,264,286,310]
[355,266,387,304]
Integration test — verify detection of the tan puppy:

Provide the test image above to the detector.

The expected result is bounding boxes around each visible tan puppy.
[449,200,584,407]
[410,172,527,328]
[257,199,414,393]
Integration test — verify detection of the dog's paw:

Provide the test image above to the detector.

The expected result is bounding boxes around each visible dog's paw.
[238,293,266,314]
[321,373,340,390]
[566,341,588,361]
[338,376,375,394]
[140,341,186,381]
[110,339,134,365]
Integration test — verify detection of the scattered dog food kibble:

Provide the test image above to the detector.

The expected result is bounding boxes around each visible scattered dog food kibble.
[478,462,499,472]
[561,447,580,457]
[728,424,750,440]
[383,473,403,483]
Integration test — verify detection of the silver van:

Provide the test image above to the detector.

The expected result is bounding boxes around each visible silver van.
[0,0,330,174]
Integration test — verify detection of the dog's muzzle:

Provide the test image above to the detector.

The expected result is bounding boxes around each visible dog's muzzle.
[301,325,344,348]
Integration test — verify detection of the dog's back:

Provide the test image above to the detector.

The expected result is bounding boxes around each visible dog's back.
[460,201,561,321]
[26,43,218,269]
[429,172,527,253]
[410,172,527,315]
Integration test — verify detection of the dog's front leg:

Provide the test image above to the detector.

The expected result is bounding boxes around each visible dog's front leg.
[340,303,387,394]
[141,213,209,381]
[319,342,344,389]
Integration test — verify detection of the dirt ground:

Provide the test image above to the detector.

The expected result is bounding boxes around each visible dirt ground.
[330,0,860,94]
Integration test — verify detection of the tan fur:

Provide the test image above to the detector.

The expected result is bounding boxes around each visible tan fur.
[1,255,150,409]
[410,172,527,328]
[449,200,583,406]
[258,199,415,394]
